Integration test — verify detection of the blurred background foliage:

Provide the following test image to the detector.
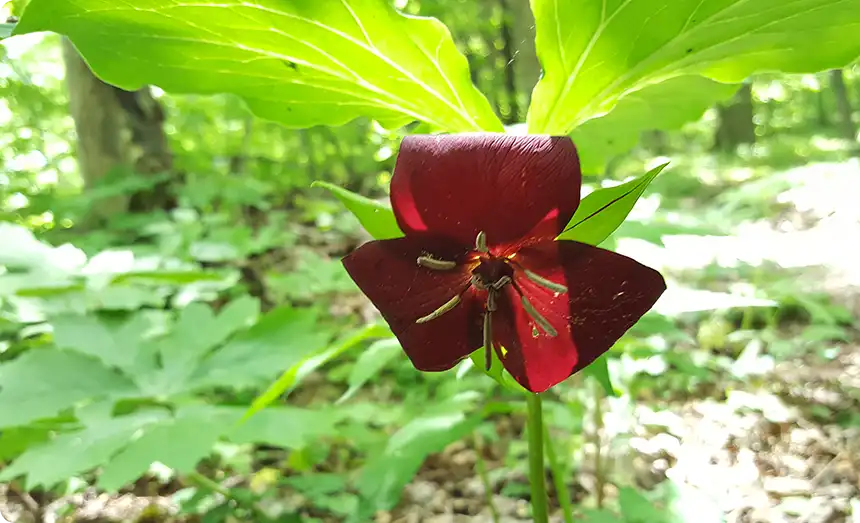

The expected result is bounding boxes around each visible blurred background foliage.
[1,0,860,522]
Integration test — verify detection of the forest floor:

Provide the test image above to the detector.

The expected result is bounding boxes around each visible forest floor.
[1,160,858,523]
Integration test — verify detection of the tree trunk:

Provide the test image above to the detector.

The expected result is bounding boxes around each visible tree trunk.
[713,82,756,152]
[829,68,856,141]
[497,0,520,124]
[507,0,540,114]
[62,38,176,228]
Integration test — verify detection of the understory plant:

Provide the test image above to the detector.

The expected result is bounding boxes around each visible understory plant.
[6,0,860,520]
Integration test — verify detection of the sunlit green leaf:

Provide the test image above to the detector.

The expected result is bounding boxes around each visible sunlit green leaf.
[312,181,403,240]
[528,0,860,135]
[15,0,503,132]
[558,163,668,245]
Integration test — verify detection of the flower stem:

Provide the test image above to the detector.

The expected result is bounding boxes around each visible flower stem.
[544,425,574,523]
[526,393,550,523]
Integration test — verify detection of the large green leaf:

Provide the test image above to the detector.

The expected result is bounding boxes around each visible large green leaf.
[557,163,668,245]
[571,76,739,173]
[313,182,404,240]
[14,0,503,132]
[528,0,860,135]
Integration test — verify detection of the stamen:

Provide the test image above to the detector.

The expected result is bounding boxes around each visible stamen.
[475,231,488,253]
[520,295,558,337]
[416,294,461,323]
[417,255,457,271]
[523,269,568,294]
[486,289,497,312]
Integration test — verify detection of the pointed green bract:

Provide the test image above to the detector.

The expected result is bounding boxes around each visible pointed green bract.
[582,354,618,397]
[528,0,860,135]
[558,163,668,246]
[14,0,503,132]
[313,181,404,240]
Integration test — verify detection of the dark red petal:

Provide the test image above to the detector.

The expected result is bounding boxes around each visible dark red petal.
[342,236,483,371]
[390,134,582,248]
[493,241,666,393]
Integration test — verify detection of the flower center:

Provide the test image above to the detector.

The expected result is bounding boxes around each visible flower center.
[471,256,514,291]
[413,231,566,372]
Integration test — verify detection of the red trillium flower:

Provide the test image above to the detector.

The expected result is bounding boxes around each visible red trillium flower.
[343,134,666,393]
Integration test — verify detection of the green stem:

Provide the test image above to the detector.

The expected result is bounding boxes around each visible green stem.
[544,425,574,523]
[526,393,550,523]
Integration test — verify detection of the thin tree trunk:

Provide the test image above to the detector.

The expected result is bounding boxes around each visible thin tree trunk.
[829,68,856,141]
[816,83,830,128]
[498,0,520,124]
[713,83,756,152]
[508,0,540,112]
[62,38,176,228]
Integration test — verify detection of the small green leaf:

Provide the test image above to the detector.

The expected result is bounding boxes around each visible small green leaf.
[15,0,503,132]
[582,354,617,397]
[618,487,665,523]
[357,411,483,512]
[189,307,330,391]
[51,313,153,373]
[558,163,668,246]
[0,411,167,489]
[0,350,137,429]
[312,182,404,240]
[98,408,232,490]
[229,407,339,450]
[0,23,15,40]
[338,338,402,403]
[243,323,390,420]
[528,0,860,135]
